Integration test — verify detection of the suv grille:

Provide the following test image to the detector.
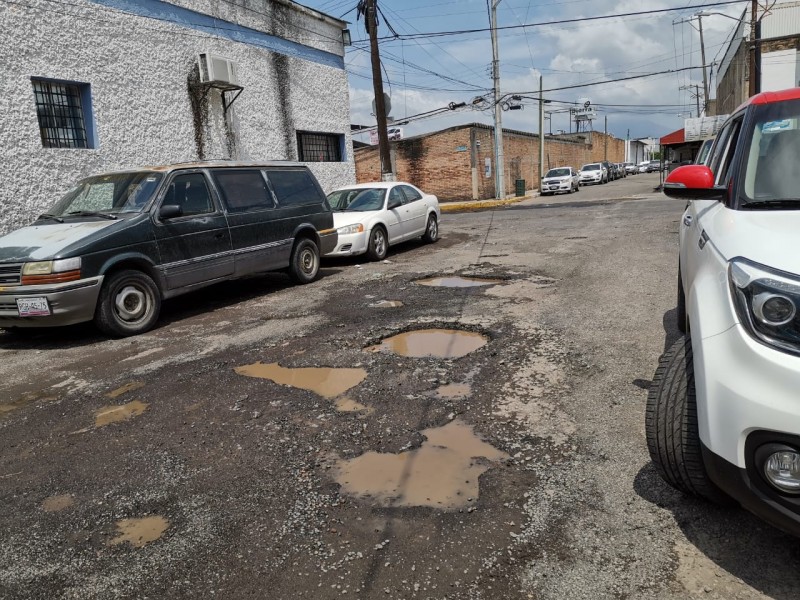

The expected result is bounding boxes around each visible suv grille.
[0,263,22,285]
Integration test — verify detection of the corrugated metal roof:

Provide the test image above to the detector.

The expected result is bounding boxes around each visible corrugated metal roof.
[762,0,800,38]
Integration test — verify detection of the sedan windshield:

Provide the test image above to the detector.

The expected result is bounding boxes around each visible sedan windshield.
[49,172,163,216]
[581,164,600,171]
[328,188,386,212]
[546,168,570,178]
[743,99,800,205]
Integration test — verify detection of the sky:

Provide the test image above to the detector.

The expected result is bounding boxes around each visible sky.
[298,0,749,142]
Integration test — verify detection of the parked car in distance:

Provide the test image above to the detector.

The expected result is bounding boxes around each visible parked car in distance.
[624,162,638,175]
[541,166,580,195]
[650,87,800,537]
[646,160,663,173]
[601,160,614,181]
[637,161,650,173]
[579,163,604,185]
[616,163,627,178]
[325,182,440,261]
[0,162,337,337]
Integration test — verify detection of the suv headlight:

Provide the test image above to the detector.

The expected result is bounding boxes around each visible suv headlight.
[730,258,800,355]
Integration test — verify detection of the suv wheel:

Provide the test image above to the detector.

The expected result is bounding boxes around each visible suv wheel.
[288,238,320,284]
[95,269,161,337]
[645,336,731,504]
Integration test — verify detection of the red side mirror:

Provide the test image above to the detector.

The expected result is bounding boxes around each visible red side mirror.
[663,165,725,201]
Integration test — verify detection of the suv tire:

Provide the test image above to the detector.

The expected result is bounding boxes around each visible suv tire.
[95,269,161,337]
[646,336,731,504]
[288,238,320,284]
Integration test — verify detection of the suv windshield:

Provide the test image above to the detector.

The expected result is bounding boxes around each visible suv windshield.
[743,99,800,205]
[581,164,600,171]
[327,188,385,212]
[546,168,570,178]
[49,172,163,217]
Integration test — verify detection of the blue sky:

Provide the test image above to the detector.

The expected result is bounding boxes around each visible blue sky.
[299,0,748,142]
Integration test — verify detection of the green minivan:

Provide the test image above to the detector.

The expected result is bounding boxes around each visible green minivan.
[0,161,337,337]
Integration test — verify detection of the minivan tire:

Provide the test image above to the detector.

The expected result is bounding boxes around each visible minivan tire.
[645,336,731,504]
[366,226,388,261]
[422,215,438,243]
[95,269,161,337]
[288,238,320,284]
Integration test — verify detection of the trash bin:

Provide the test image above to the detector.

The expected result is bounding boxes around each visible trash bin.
[515,179,525,197]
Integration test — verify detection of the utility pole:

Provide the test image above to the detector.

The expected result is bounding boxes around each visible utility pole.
[604,115,608,161]
[697,15,709,114]
[538,75,545,186]
[749,0,758,97]
[490,0,505,199]
[680,84,702,116]
[366,0,393,181]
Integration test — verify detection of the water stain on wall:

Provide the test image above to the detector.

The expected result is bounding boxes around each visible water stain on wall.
[334,420,508,509]
[234,363,367,399]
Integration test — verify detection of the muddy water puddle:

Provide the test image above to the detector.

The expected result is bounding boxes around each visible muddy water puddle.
[95,400,149,427]
[416,276,503,288]
[42,495,75,512]
[108,516,169,548]
[366,329,488,358]
[0,391,58,416]
[335,420,507,509]
[335,397,374,414]
[106,382,145,399]
[437,383,472,399]
[234,363,367,399]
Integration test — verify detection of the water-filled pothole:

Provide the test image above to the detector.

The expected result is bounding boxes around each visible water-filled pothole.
[234,363,367,399]
[107,516,170,548]
[335,397,374,414]
[95,400,149,427]
[334,420,508,509]
[415,276,503,288]
[366,329,488,358]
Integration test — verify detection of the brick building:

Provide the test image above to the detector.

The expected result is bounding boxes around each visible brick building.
[354,123,626,201]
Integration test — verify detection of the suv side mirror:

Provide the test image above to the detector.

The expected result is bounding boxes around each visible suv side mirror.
[663,165,726,201]
[159,204,183,220]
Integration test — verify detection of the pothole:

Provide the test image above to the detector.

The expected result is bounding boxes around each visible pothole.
[234,363,367,399]
[334,420,508,509]
[105,382,145,399]
[94,400,149,427]
[366,329,488,358]
[107,516,170,548]
[335,397,374,414]
[42,495,75,513]
[369,300,404,308]
[415,276,504,288]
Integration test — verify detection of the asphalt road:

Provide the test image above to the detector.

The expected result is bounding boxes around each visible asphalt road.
[1,173,798,600]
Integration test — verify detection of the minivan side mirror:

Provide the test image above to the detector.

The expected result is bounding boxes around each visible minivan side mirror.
[159,204,183,220]
[663,165,726,201]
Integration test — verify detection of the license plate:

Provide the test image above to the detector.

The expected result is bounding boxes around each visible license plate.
[17,297,50,317]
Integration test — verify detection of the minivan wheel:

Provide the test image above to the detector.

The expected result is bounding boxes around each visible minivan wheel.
[422,215,439,243]
[366,226,388,261]
[645,336,731,504]
[95,269,161,337]
[288,238,320,284]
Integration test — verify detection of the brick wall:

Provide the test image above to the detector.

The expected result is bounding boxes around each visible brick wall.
[354,124,626,201]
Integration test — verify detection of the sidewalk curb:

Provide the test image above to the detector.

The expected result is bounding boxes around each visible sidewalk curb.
[440,195,534,213]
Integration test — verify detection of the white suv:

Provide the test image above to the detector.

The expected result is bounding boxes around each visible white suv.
[649,88,800,537]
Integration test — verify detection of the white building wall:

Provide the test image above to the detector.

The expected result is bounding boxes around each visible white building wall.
[761,49,800,91]
[0,0,355,234]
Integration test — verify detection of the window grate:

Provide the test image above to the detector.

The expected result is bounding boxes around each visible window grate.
[297,131,342,162]
[32,79,89,149]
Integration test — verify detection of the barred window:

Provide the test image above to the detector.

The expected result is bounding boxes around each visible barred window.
[32,79,94,149]
[297,131,343,162]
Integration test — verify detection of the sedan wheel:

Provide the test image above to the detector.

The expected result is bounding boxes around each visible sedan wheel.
[366,227,388,261]
[422,214,438,243]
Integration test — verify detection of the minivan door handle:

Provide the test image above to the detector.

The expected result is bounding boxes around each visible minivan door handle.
[683,215,693,227]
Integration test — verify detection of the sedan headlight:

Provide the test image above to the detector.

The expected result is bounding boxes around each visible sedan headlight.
[337,223,365,235]
[730,258,800,355]
[21,258,82,285]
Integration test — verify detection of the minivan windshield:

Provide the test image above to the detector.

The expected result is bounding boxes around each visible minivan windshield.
[327,188,386,212]
[49,172,164,217]
[581,164,600,171]
[545,168,570,178]
[743,99,800,206]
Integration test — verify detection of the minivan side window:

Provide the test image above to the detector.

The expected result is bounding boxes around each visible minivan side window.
[211,170,274,213]
[267,170,324,207]
[162,173,214,216]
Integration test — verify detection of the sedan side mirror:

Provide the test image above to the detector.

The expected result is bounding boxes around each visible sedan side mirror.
[387,198,402,210]
[159,204,183,220]
[663,165,726,201]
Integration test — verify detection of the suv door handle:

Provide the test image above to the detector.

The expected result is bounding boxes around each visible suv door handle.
[683,215,693,227]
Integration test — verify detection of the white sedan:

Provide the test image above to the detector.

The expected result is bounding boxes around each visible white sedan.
[325,182,440,261]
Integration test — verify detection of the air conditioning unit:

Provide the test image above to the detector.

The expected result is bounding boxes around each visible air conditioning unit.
[198,53,238,85]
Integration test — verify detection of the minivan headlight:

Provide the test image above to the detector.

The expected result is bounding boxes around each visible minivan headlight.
[21,258,82,284]
[730,258,800,354]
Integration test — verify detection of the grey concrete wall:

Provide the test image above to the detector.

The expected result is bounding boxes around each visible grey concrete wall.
[0,0,355,234]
